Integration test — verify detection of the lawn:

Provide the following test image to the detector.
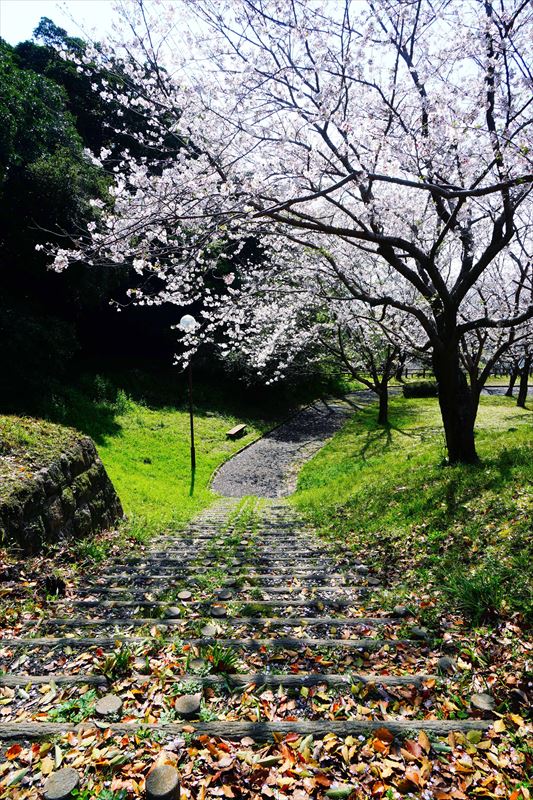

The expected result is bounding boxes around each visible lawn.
[41,366,306,534]
[93,398,264,529]
[293,395,533,622]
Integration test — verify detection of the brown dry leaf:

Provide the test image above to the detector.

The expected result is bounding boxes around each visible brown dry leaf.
[373,727,394,744]
[5,745,22,761]
[39,756,54,776]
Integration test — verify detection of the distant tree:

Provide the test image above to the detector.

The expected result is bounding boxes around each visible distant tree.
[318,313,402,425]
[459,254,531,415]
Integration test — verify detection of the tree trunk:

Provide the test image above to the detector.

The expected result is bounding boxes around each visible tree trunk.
[432,346,478,465]
[395,354,407,383]
[471,382,482,420]
[516,357,531,408]
[505,367,518,397]
[377,386,389,425]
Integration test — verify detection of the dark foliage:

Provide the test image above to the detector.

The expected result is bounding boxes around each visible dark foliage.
[402,380,439,398]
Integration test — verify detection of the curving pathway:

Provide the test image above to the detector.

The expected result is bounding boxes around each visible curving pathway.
[212,391,379,498]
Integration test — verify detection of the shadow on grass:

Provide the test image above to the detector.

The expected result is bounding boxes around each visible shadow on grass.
[42,364,301,447]
[343,400,421,462]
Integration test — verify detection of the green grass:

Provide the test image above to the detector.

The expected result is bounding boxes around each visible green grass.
[0,367,291,550]
[0,414,79,504]
[293,395,533,622]
[45,368,289,532]
[92,396,266,529]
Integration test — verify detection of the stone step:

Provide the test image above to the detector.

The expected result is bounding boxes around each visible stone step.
[0,718,491,742]
[113,558,360,572]
[58,584,370,598]
[95,570,374,582]
[0,671,437,689]
[0,674,108,687]
[1,635,418,651]
[149,543,328,552]
[37,615,400,629]
[149,554,349,565]
[51,598,376,611]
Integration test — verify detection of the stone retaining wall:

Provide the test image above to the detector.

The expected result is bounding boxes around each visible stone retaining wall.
[0,437,123,553]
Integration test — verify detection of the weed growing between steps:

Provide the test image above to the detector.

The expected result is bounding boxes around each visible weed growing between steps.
[293,396,532,624]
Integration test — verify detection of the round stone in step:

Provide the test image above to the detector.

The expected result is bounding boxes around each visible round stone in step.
[177,590,193,602]
[471,692,496,715]
[367,577,380,586]
[211,604,227,618]
[146,764,180,800]
[410,626,430,641]
[43,768,80,800]
[95,693,123,718]
[216,588,233,601]
[392,605,409,618]
[437,656,457,674]
[231,559,243,567]
[355,565,369,575]
[165,607,182,618]
[175,692,202,719]
[201,624,218,637]
[228,567,242,577]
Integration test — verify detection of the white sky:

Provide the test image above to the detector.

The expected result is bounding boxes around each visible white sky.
[0,0,117,45]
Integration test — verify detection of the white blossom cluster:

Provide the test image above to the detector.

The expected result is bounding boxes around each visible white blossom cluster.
[43,0,532,389]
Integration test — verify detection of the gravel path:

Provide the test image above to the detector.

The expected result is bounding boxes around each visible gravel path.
[212,384,529,498]
[212,390,378,498]
[481,385,532,396]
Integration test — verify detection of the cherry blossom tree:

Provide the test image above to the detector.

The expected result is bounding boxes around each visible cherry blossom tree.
[47,0,533,464]
[459,249,532,414]
[316,313,402,426]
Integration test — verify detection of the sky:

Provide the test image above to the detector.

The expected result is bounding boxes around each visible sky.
[0,0,117,45]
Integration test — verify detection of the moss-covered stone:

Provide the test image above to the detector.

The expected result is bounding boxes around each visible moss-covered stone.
[0,414,123,553]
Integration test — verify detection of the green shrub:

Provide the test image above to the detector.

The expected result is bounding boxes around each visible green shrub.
[201,642,240,674]
[443,562,532,625]
[443,569,505,624]
[403,380,438,398]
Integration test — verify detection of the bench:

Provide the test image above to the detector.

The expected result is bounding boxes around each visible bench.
[226,424,247,440]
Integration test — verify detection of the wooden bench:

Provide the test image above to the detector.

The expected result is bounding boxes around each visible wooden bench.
[226,424,247,440]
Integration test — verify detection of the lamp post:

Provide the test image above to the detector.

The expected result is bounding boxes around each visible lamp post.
[179,314,197,472]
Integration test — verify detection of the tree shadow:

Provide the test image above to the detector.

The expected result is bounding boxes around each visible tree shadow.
[357,425,395,461]
[342,407,422,464]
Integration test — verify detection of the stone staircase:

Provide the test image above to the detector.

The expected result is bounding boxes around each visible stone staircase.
[0,498,493,797]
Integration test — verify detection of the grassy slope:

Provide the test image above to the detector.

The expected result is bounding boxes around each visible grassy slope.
[93,399,265,528]
[49,369,291,532]
[0,415,79,505]
[293,395,533,621]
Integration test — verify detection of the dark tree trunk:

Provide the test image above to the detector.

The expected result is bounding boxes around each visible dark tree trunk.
[516,357,531,408]
[432,345,478,465]
[395,353,407,383]
[470,380,482,420]
[505,367,519,397]
[377,385,389,425]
